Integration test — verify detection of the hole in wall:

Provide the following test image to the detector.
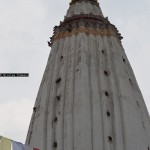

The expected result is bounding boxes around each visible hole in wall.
[56,95,60,101]
[55,78,61,84]
[129,78,132,84]
[54,117,58,122]
[33,107,36,112]
[107,111,111,117]
[53,142,57,148]
[129,78,133,86]
[60,56,63,59]
[104,70,108,76]
[148,147,150,150]
[108,136,113,142]
[105,91,109,97]
[102,50,104,54]
[122,57,126,63]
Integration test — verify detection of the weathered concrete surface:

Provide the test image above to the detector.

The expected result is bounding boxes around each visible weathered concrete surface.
[26,1,150,150]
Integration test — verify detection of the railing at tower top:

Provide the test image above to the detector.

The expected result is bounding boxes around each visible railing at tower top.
[70,0,99,5]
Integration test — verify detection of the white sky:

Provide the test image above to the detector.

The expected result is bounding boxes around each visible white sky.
[0,0,150,143]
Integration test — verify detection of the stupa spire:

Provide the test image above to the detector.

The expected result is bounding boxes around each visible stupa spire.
[26,1,150,150]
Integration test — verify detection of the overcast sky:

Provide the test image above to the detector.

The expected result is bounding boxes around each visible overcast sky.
[0,0,150,144]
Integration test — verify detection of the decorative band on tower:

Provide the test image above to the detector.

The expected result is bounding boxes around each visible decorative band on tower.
[48,14,123,47]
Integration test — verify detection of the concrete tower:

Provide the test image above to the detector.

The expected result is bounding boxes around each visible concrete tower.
[26,0,150,150]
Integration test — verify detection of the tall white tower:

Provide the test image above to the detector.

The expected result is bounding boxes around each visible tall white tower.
[26,0,150,150]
